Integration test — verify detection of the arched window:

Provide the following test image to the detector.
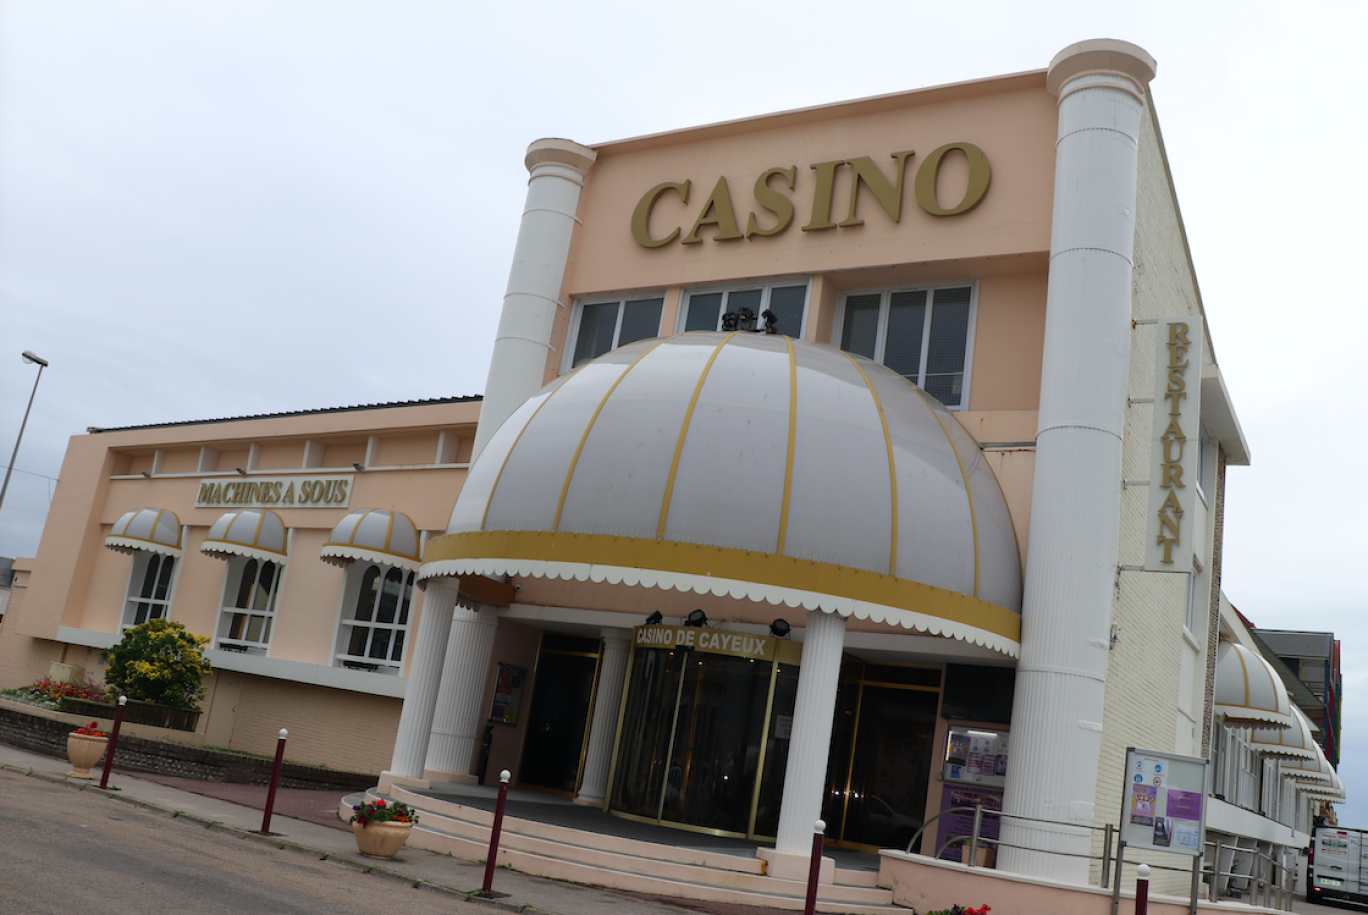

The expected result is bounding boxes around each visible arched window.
[122,553,176,629]
[336,563,413,673]
[217,557,282,654]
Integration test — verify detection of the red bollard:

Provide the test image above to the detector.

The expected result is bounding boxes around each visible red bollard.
[260,729,289,834]
[804,819,826,915]
[98,696,128,790]
[481,769,512,896]
[1135,863,1151,915]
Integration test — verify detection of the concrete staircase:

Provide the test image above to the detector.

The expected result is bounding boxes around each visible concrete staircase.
[343,786,907,915]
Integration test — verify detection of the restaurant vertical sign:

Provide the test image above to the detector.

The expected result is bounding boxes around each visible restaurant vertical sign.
[1145,319,1200,572]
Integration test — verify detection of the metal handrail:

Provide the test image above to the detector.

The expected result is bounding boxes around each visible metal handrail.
[901,803,1295,913]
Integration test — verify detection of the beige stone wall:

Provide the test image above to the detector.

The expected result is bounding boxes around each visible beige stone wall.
[226,675,401,773]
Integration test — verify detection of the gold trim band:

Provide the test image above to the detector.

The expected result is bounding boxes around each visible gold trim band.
[424,529,1020,643]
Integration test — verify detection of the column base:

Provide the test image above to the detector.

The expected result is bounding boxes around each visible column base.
[423,768,479,785]
[572,792,605,808]
[756,847,835,884]
[378,770,430,795]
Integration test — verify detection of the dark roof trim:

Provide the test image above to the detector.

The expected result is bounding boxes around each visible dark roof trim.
[87,395,483,434]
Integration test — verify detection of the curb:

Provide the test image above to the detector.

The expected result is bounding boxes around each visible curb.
[3,762,554,915]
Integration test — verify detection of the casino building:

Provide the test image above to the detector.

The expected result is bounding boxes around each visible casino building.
[1,39,1340,901]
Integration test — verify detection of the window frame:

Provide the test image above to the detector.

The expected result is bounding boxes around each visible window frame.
[832,280,979,410]
[1196,425,1215,505]
[215,555,286,655]
[332,561,416,675]
[562,291,667,372]
[674,277,812,339]
[1184,557,1204,636]
[120,550,179,631]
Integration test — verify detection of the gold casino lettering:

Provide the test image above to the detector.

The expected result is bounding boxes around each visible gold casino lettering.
[631,143,991,248]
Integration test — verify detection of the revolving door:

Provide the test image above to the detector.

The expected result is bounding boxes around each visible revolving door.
[607,629,800,839]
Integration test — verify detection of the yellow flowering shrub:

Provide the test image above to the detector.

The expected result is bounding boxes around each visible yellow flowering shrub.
[101,619,212,709]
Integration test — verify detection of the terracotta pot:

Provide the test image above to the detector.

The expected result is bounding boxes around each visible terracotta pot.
[351,820,412,859]
[66,733,108,779]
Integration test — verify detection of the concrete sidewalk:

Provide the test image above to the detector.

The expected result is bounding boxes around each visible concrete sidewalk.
[0,741,787,915]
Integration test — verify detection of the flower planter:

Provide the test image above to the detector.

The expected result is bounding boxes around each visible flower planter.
[58,697,201,732]
[351,821,412,859]
[66,732,109,779]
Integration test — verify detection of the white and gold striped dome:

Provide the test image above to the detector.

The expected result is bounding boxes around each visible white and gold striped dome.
[1214,640,1294,729]
[321,509,421,571]
[201,509,288,563]
[105,508,182,557]
[424,332,1022,655]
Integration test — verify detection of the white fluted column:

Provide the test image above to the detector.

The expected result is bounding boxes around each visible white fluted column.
[382,577,459,790]
[775,611,846,854]
[999,40,1156,884]
[469,138,597,462]
[424,603,500,781]
[574,634,631,806]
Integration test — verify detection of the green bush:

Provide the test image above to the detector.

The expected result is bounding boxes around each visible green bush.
[101,619,212,710]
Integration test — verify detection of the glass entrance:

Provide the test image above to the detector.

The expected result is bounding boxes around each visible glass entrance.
[823,661,941,850]
[608,636,798,838]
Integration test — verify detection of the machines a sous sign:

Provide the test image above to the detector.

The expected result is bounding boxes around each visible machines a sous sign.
[196,476,351,508]
[630,143,991,248]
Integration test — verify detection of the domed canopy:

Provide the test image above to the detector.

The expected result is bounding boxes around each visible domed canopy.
[423,332,1023,656]
[321,509,421,571]
[1282,742,1333,784]
[1214,641,1294,729]
[105,508,182,557]
[201,509,288,563]
[1251,705,1317,760]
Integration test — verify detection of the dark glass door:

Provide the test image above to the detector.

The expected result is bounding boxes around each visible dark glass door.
[824,663,940,850]
[519,640,601,794]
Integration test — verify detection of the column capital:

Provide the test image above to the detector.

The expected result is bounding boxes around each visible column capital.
[1047,39,1156,100]
[525,138,597,178]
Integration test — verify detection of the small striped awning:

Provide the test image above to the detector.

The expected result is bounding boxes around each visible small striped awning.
[320,509,421,571]
[1214,641,1293,729]
[201,509,287,564]
[105,508,182,558]
[1251,705,1317,760]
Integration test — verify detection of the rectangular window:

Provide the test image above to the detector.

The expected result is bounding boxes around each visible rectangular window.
[568,294,665,368]
[835,283,976,409]
[1184,559,1203,635]
[679,280,809,338]
[122,552,177,630]
[335,563,414,674]
[216,557,283,655]
[1196,426,1215,504]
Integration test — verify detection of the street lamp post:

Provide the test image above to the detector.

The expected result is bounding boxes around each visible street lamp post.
[0,351,50,516]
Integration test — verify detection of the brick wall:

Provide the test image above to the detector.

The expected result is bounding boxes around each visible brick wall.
[0,705,373,790]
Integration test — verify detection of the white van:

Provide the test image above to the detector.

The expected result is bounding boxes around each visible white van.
[1309,826,1368,904]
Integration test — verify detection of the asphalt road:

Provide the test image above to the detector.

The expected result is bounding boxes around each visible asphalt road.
[0,769,475,915]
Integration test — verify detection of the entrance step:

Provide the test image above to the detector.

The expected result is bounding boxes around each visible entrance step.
[352,786,906,915]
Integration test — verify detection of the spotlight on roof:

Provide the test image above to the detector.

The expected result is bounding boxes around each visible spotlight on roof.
[235,467,248,476]
[644,611,663,625]
[685,609,707,628]
[769,618,791,639]
[353,462,365,471]
[140,471,152,479]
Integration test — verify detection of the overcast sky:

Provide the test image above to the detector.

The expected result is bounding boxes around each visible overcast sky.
[2,2,1364,823]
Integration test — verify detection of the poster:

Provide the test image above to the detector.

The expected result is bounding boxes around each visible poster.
[487,663,526,725]
[1120,748,1207,858]
[943,726,1008,787]
[934,785,1003,865]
